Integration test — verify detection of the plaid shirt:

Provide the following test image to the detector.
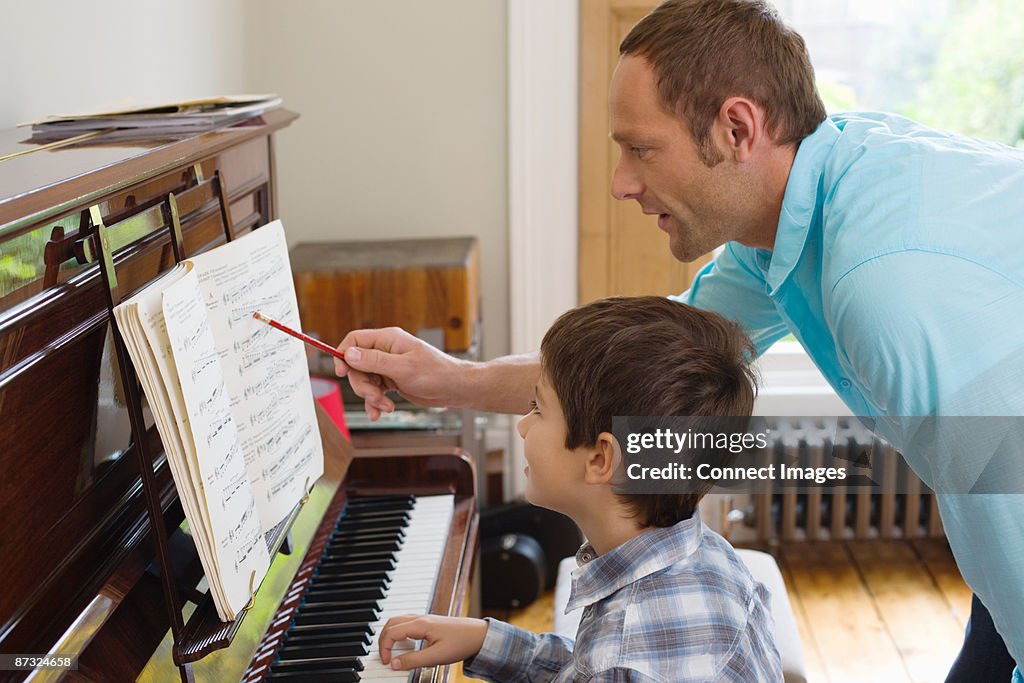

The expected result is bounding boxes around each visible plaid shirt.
[464,513,782,682]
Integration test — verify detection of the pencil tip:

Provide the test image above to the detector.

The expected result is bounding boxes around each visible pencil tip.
[252,311,266,322]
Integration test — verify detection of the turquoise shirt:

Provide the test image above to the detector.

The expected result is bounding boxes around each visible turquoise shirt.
[675,112,1024,677]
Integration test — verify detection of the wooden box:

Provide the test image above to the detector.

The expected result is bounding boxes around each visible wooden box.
[290,237,479,353]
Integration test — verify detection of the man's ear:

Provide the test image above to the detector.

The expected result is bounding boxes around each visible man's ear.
[714,96,764,162]
[583,432,621,485]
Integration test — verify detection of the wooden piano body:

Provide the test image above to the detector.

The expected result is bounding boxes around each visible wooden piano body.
[0,112,478,681]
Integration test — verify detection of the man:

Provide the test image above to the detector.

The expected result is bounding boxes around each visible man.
[335,1,1024,680]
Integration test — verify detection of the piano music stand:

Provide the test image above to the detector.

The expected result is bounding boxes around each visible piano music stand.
[81,168,302,682]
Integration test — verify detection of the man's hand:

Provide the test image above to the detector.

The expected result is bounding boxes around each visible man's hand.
[377,614,489,671]
[335,327,469,420]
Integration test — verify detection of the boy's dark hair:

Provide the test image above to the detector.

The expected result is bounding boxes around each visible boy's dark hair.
[540,296,757,527]
[620,0,826,166]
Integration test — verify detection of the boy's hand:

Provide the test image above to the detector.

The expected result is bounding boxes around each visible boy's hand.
[378,614,489,671]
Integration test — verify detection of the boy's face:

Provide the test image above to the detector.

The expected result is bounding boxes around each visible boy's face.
[516,372,586,515]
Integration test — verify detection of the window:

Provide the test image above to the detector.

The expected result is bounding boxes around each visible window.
[763,0,1022,357]
[779,0,1024,147]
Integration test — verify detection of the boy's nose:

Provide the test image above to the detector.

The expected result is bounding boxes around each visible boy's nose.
[516,414,530,439]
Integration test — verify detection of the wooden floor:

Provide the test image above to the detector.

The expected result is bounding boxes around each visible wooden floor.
[453,539,971,683]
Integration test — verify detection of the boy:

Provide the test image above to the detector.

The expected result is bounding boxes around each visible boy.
[376,296,782,681]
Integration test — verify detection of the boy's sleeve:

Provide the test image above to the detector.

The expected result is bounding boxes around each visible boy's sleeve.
[671,243,789,356]
[462,617,575,682]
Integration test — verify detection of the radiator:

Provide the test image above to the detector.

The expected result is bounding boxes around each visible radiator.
[727,418,945,543]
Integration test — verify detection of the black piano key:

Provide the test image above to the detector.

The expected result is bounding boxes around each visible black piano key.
[317,557,396,573]
[306,576,390,592]
[302,586,385,602]
[307,577,391,595]
[267,672,360,682]
[298,598,381,613]
[330,529,405,544]
[284,627,372,647]
[337,509,411,522]
[322,549,397,562]
[334,511,409,524]
[271,655,364,670]
[324,540,401,555]
[341,507,413,520]
[331,524,407,540]
[278,642,370,660]
[293,607,379,627]
[288,620,372,635]
[281,633,370,653]
[269,659,364,680]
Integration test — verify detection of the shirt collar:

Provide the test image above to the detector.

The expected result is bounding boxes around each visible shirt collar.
[764,116,843,294]
[565,511,705,613]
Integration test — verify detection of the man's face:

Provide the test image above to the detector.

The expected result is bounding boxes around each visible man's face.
[609,55,747,262]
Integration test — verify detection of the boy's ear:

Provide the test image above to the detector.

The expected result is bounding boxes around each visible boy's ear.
[583,432,622,485]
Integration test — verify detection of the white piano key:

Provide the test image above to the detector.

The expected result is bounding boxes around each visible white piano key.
[358,494,455,681]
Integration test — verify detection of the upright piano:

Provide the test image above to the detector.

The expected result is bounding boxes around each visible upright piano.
[0,111,478,682]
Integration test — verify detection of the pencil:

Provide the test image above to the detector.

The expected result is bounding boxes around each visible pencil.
[252,311,347,361]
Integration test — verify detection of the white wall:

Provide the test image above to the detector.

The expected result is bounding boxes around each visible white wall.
[0,0,247,128]
[244,0,510,357]
[0,0,510,358]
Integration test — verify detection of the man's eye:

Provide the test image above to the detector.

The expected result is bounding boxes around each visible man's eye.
[631,146,649,159]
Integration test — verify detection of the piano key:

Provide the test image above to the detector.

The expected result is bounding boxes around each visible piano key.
[270,493,454,681]
[278,641,369,659]
[325,541,402,556]
[266,671,361,682]
[298,598,382,612]
[302,587,386,603]
[283,631,372,649]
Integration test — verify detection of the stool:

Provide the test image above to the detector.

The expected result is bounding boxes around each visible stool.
[552,549,807,682]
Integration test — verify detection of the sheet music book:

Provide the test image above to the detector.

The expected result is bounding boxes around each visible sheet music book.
[112,220,324,621]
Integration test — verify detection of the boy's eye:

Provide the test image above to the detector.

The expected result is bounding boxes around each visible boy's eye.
[527,400,540,415]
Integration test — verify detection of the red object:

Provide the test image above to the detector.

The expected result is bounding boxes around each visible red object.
[310,377,351,441]
[253,311,346,361]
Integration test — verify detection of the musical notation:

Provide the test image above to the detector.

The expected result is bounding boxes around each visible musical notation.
[242,358,292,399]
[221,471,249,509]
[256,417,297,458]
[228,505,255,543]
[237,337,292,375]
[206,411,234,447]
[198,383,225,416]
[190,351,220,383]
[233,526,263,572]
[227,294,281,328]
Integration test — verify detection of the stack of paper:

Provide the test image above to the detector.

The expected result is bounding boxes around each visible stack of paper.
[22,94,282,143]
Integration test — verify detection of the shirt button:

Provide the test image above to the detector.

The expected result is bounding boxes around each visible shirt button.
[839,378,852,389]
[581,553,593,563]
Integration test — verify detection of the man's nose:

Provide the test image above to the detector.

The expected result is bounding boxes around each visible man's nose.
[611,158,642,201]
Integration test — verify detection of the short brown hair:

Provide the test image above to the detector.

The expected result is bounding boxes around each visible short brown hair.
[540,296,757,527]
[620,0,826,165]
